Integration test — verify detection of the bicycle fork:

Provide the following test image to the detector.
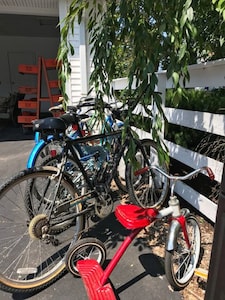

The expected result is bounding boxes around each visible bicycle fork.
[166,208,191,251]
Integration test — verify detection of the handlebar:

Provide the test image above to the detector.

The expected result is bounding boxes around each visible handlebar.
[49,98,125,119]
[134,165,215,182]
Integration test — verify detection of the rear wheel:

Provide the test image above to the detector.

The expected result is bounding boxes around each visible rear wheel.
[65,238,107,277]
[165,215,201,290]
[34,140,63,166]
[0,167,84,293]
[126,139,169,208]
[114,155,127,193]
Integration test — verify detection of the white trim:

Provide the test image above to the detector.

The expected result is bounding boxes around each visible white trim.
[165,108,225,137]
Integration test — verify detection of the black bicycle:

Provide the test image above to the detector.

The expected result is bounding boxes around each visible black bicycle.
[0,105,169,293]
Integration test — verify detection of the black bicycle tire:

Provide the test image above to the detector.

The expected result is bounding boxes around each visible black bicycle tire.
[0,167,84,293]
[65,237,107,277]
[164,215,201,290]
[126,139,169,208]
[114,155,127,193]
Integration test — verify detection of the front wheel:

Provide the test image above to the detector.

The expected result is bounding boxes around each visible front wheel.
[164,215,201,290]
[65,238,107,277]
[126,139,169,208]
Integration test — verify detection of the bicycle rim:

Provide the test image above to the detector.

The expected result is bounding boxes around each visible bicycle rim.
[126,139,169,208]
[165,215,201,290]
[65,237,106,277]
[0,168,84,293]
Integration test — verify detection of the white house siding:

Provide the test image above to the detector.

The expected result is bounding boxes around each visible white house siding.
[58,0,89,104]
[70,58,82,103]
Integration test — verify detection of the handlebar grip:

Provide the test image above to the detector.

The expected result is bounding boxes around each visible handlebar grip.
[134,167,149,176]
[206,167,215,181]
[77,102,95,108]
[80,97,95,102]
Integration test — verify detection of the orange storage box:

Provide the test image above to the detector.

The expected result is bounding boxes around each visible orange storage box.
[18,101,37,109]
[18,115,36,124]
[49,80,59,88]
[18,86,37,94]
[18,64,38,74]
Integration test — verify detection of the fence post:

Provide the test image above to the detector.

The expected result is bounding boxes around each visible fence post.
[205,163,225,299]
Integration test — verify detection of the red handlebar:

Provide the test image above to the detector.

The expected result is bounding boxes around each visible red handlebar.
[205,167,215,181]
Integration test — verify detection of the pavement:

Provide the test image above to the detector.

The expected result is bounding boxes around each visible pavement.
[0,120,182,300]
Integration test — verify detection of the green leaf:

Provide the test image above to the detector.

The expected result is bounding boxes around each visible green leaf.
[178,43,187,62]
[187,7,194,21]
[172,72,180,87]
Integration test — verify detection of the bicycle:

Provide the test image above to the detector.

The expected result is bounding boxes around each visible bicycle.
[27,99,127,193]
[26,98,97,167]
[0,107,169,293]
[65,166,214,299]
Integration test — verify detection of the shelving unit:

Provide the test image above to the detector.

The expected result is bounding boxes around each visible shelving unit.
[17,57,61,130]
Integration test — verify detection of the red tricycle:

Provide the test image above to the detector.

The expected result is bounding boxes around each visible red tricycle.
[65,166,214,300]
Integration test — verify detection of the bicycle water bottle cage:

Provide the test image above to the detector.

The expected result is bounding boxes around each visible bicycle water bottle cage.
[33,117,67,141]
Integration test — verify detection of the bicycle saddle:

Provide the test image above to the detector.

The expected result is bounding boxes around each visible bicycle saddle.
[115,204,158,229]
[33,117,67,132]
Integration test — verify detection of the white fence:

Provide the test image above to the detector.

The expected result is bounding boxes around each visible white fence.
[112,58,225,223]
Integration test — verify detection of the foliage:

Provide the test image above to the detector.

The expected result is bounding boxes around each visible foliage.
[57,0,225,166]
[165,88,225,150]
[166,88,225,113]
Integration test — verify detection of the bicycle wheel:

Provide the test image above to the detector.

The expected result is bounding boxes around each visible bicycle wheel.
[114,155,127,193]
[165,215,201,290]
[126,139,169,208]
[0,167,84,293]
[41,154,85,192]
[34,140,63,166]
[65,237,107,277]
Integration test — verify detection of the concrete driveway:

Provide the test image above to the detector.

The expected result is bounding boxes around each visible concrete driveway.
[0,120,182,300]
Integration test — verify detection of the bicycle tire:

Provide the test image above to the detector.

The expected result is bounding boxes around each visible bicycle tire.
[0,167,84,293]
[25,161,85,234]
[65,237,107,277]
[41,154,86,192]
[126,139,169,208]
[164,214,201,290]
[114,155,127,193]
